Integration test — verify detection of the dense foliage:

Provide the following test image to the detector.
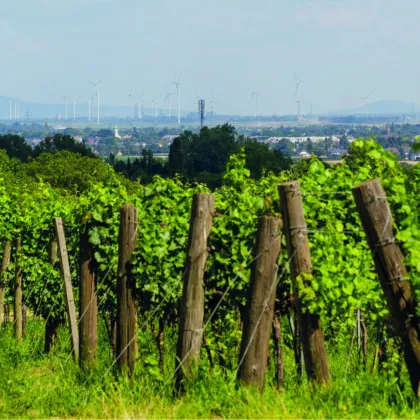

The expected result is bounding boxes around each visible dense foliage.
[0,137,419,416]
[113,124,292,186]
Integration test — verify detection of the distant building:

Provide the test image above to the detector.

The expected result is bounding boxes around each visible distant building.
[299,151,311,158]
[265,136,343,144]
[161,135,178,144]
[330,148,347,156]
[114,125,121,139]
[410,150,420,160]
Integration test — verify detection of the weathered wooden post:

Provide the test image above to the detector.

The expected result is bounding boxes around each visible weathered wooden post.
[0,241,11,325]
[4,302,9,324]
[116,204,138,376]
[273,311,285,389]
[79,228,97,368]
[176,193,214,388]
[279,181,330,383]
[22,304,27,338]
[14,237,23,341]
[353,179,420,396]
[237,216,282,390]
[45,238,60,353]
[54,217,79,359]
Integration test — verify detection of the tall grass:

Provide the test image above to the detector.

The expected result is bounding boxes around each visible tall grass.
[0,318,418,419]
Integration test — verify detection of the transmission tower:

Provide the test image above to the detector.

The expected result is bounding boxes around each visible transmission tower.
[198,99,205,129]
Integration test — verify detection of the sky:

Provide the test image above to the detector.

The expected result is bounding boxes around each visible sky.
[1,0,419,116]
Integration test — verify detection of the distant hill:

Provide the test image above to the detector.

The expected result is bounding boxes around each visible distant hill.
[332,100,420,116]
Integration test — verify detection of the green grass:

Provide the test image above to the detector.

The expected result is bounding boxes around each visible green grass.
[0,319,418,419]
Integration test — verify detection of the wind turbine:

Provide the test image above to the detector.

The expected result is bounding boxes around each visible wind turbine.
[251,92,259,118]
[208,100,217,116]
[165,93,175,118]
[127,93,134,119]
[14,99,20,120]
[89,79,102,124]
[73,97,78,121]
[86,96,94,122]
[9,99,15,120]
[361,91,372,118]
[62,94,69,120]
[295,80,303,121]
[152,96,158,119]
[136,96,143,119]
[171,78,182,124]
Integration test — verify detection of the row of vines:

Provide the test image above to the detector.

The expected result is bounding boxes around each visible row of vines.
[0,139,419,387]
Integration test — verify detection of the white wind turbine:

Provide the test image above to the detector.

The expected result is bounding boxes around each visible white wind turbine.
[208,100,217,116]
[89,79,102,124]
[251,92,259,118]
[171,78,182,124]
[361,91,372,118]
[63,94,69,120]
[296,80,303,121]
[86,96,94,122]
[136,96,143,119]
[152,96,158,119]
[73,97,78,121]
[127,93,134,119]
[165,93,175,118]
[9,99,15,120]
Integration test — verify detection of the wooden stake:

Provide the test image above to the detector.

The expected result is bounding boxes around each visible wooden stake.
[54,217,79,359]
[0,241,11,326]
[79,229,97,368]
[237,216,282,390]
[279,181,330,383]
[288,311,303,378]
[45,238,60,353]
[22,304,27,338]
[353,178,420,396]
[176,193,214,387]
[273,311,285,389]
[116,204,138,376]
[4,302,9,324]
[14,237,23,341]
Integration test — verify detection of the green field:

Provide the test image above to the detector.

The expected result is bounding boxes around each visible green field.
[0,319,418,419]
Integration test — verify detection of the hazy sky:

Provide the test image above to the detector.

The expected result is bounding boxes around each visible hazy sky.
[1,0,419,115]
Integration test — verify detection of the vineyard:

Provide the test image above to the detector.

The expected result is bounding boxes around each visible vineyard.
[0,140,420,418]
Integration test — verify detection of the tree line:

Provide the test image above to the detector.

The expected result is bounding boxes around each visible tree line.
[112,124,292,187]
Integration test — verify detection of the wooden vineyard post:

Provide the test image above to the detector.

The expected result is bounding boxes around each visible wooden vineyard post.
[273,311,285,389]
[116,204,138,376]
[279,181,330,383]
[4,303,9,324]
[45,238,60,353]
[22,304,27,338]
[237,216,282,390]
[79,228,97,368]
[353,179,420,396]
[0,241,11,326]
[14,237,23,341]
[54,217,79,360]
[176,193,214,388]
